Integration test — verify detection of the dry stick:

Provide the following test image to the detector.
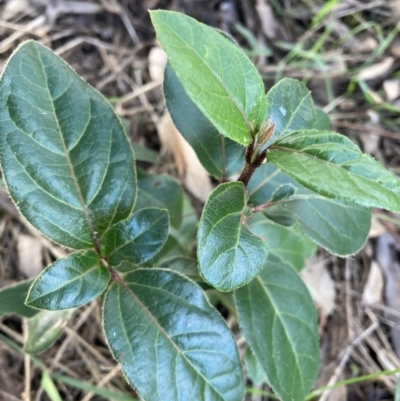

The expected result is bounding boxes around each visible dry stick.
[0,15,46,53]
[100,0,140,45]
[63,326,112,368]
[132,69,160,127]
[319,322,379,401]
[115,81,161,110]
[80,365,122,401]
[54,36,119,56]
[50,303,96,371]
[334,121,400,141]
[0,389,22,401]
[74,343,104,383]
[354,339,394,389]
[345,259,355,340]
[365,310,400,385]
[23,319,31,401]
[96,54,137,90]
[34,303,98,401]
[0,322,24,344]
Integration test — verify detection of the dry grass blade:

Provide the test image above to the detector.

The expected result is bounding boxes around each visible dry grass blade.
[358,57,394,81]
[362,261,384,306]
[0,15,46,53]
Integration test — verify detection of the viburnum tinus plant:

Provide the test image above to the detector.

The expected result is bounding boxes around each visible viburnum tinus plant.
[0,9,400,401]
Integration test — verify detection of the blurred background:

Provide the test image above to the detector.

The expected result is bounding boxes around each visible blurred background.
[0,1,400,400]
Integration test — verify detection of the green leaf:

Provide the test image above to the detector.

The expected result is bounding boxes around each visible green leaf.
[314,107,330,130]
[169,195,198,248]
[0,279,38,317]
[235,254,320,401]
[136,169,183,229]
[52,375,138,401]
[101,208,169,267]
[264,78,316,147]
[249,213,316,271]
[164,63,244,179]
[244,347,267,385]
[151,10,266,145]
[26,250,109,310]
[24,309,75,354]
[41,372,63,401]
[132,143,158,164]
[268,130,400,212]
[103,268,245,401]
[144,236,203,285]
[271,184,295,202]
[197,182,269,291]
[0,41,136,249]
[248,163,371,256]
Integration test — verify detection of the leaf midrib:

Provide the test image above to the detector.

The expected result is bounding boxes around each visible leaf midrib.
[255,275,306,397]
[270,145,396,196]
[278,91,313,138]
[161,19,254,137]
[36,46,97,246]
[106,211,165,258]
[113,276,226,399]
[28,264,102,304]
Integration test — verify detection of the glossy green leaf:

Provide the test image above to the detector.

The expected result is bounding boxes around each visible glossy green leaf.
[235,254,320,401]
[248,163,371,256]
[244,347,267,385]
[24,309,75,354]
[169,195,198,248]
[264,78,316,147]
[164,63,244,179]
[314,107,330,130]
[151,10,266,145]
[136,169,183,229]
[0,41,136,249]
[269,130,400,212]
[103,268,245,401]
[101,208,169,266]
[0,279,38,317]
[143,236,203,285]
[197,182,269,291]
[249,213,316,271]
[132,143,158,164]
[26,250,109,310]
[271,184,295,202]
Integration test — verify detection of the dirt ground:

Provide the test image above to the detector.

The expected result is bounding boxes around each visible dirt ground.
[0,1,400,400]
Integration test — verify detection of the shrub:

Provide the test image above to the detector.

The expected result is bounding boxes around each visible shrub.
[0,10,399,401]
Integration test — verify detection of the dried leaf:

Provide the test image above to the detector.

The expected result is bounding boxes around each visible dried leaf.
[383,79,400,102]
[157,111,213,202]
[362,261,384,306]
[17,234,43,278]
[148,46,168,82]
[2,0,33,20]
[369,216,387,238]
[358,57,394,81]
[256,0,279,39]
[360,109,380,154]
[352,36,378,53]
[300,256,335,330]
[360,131,380,154]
